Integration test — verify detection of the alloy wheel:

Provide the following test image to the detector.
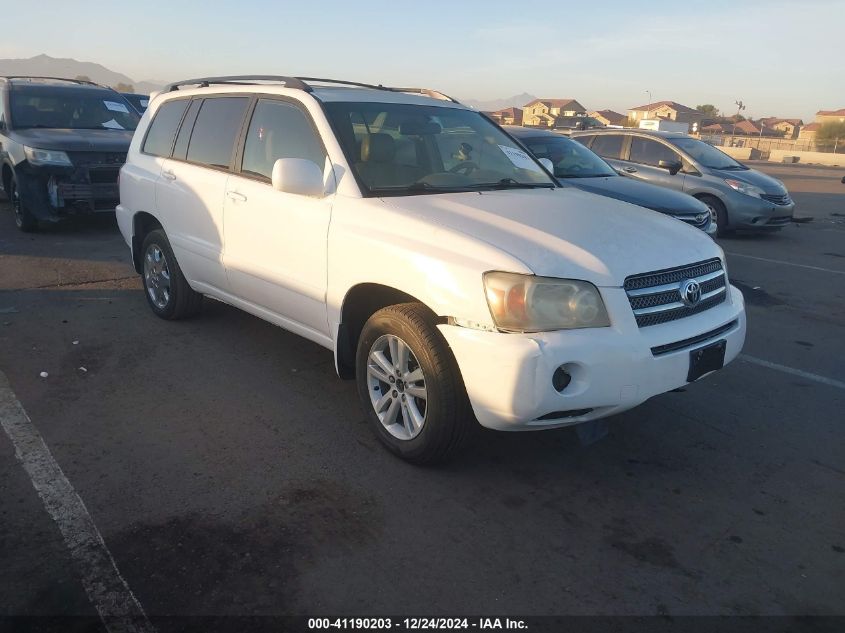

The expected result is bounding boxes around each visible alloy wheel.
[143,244,172,309]
[366,334,427,440]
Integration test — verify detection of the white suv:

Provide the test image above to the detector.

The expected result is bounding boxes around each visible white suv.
[117,76,746,463]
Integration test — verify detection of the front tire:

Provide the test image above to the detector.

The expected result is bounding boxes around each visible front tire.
[700,195,730,237]
[355,303,473,464]
[140,229,203,319]
[10,174,38,232]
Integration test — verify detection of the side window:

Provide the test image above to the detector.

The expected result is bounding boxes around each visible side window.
[629,138,678,167]
[573,135,593,147]
[172,99,202,160]
[142,100,189,157]
[0,91,6,127]
[241,99,326,180]
[590,135,624,159]
[186,97,249,169]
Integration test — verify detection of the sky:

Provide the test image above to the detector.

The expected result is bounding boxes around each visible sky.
[3,0,844,121]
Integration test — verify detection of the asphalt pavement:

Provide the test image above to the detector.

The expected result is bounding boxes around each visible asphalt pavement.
[1,163,843,630]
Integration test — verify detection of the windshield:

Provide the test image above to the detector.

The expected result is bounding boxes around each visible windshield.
[521,135,617,178]
[672,137,747,170]
[10,87,140,131]
[322,102,555,195]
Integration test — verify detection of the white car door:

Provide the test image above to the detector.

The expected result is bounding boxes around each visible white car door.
[155,96,250,293]
[223,98,334,338]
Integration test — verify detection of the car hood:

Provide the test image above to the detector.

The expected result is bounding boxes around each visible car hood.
[564,176,709,216]
[382,188,721,287]
[9,127,134,152]
[710,166,787,194]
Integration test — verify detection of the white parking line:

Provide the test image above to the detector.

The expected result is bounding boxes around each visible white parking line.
[0,371,155,633]
[739,355,845,390]
[725,252,845,276]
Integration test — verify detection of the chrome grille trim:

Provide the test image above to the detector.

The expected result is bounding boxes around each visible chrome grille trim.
[627,269,725,297]
[624,258,727,327]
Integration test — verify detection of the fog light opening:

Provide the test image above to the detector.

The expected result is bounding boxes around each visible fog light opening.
[552,366,572,392]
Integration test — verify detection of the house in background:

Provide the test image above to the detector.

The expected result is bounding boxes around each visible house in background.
[730,120,778,136]
[702,122,733,134]
[589,109,626,126]
[760,117,803,139]
[522,98,586,127]
[815,108,845,124]
[486,107,523,126]
[627,100,704,126]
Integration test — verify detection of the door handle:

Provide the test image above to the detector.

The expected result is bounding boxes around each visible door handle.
[162,170,176,181]
[623,166,638,173]
[226,191,247,202]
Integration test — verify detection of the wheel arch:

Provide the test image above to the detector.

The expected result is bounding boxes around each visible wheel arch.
[131,212,163,273]
[335,283,443,379]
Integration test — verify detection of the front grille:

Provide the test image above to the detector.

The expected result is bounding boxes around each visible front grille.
[651,320,738,356]
[676,213,709,228]
[624,258,727,327]
[67,151,128,167]
[761,193,791,206]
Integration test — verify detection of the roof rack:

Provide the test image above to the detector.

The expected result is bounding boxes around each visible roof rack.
[0,76,101,87]
[164,76,312,92]
[162,75,460,103]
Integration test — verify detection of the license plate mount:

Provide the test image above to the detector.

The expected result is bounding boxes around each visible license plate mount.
[687,339,726,382]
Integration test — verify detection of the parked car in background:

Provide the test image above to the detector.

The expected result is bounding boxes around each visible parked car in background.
[507,126,714,234]
[118,75,745,463]
[572,129,795,235]
[553,115,604,133]
[122,93,150,114]
[0,76,138,231]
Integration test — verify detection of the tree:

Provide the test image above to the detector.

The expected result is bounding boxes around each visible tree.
[816,121,845,142]
[74,75,92,82]
[114,82,134,93]
[696,104,720,118]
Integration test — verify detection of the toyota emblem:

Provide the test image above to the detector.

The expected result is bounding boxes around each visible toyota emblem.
[680,279,702,307]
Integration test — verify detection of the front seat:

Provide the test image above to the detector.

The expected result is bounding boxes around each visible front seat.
[356,133,423,189]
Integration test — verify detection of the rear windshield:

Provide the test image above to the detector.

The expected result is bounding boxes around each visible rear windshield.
[10,87,140,131]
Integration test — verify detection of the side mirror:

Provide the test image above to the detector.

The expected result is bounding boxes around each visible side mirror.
[841,176,845,184]
[538,158,554,172]
[271,158,324,197]
[658,159,682,175]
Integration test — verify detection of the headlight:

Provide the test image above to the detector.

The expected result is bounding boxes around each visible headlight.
[483,271,610,332]
[724,178,764,198]
[24,146,72,167]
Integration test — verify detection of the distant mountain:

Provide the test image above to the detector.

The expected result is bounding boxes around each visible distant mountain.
[461,92,537,112]
[0,54,163,94]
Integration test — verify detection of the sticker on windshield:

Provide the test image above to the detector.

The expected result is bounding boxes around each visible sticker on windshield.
[104,100,130,114]
[140,99,149,108]
[102,119,125,130]
[498,145,541,172]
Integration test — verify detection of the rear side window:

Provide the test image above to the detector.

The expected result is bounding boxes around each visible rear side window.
[172,99,202,160]
[629,138,678,166]
[142,100,189,157]
[241,99,326,180]
[186,97,249,169]
[590,135,624,159]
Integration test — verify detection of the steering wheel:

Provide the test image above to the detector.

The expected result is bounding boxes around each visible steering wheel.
[449,161,479,175]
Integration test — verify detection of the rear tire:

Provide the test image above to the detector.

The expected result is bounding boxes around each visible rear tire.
[699,195,730,237]
[9,174,38,233]
[355,302,473,464]
[140,229,203,320]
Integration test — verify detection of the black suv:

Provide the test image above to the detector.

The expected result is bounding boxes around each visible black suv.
[0,77,139,231]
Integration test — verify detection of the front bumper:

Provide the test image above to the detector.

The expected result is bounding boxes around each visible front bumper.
[16,160,122,220]
[725,191,795,230]
[438,285,746,430]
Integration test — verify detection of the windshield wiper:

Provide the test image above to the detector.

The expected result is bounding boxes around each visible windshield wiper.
[468,178,554,190]
[557,173,613,179]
